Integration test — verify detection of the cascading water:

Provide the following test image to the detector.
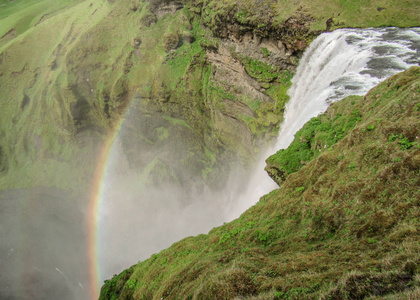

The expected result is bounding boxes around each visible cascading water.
[1,27,419,300]
[97,27,420,285]
[225,27,420,220]
[275,27,420,151]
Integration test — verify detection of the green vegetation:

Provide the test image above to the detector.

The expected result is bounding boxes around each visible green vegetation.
[100,67,420,300]
[0,0,299,192]
[194,0,420,35]
[0,0,82,39]
[1,0,419,297]
[0,0,115,192]
[265,95,363,185]
[242,58,280,84]
[1,0,419,192]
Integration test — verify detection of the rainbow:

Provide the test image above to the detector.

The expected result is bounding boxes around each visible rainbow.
[87,107,131,299]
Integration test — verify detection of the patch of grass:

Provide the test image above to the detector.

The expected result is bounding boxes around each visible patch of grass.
[266,95,363,184]
[242,57,279,84]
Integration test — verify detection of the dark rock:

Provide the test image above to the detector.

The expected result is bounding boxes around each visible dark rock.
[21,94,30,110]
[141,13,157,27]
[264,163,286,186]
[162,31,180,52]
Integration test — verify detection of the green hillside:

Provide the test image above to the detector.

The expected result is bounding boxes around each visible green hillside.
[0,0,419,193]
[1,1,420,297]
[100,66,420,300]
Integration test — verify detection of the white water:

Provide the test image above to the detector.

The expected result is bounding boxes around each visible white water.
[3,27,419,300]
[225,27,420,219]
[99,27,420,284]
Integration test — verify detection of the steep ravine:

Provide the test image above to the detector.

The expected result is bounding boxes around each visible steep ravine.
[0,1,420,299]
[99,66,420,300]
[0,0,302,192]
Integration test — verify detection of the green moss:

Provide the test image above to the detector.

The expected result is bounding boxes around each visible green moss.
[242,57,279,83]
[162,115,192,129]
[194,0,420,35]
[156,127,169,140]
[201,147,216,179]
[232,58,293,139]
[266,95,363,179]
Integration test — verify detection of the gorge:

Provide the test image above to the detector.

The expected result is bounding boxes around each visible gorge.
[0,0,419,299]
[98,27,420,300]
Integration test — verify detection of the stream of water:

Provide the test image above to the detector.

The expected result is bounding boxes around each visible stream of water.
[1,27,419,300]
[228,27,420,219]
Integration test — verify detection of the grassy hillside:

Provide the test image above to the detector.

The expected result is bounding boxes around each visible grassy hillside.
[100,67,420,299]
[192,0,420,33]
[0,0,113,191]
[0,0,419,193]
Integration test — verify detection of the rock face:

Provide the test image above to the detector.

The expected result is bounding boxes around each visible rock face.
[264,162,287,186]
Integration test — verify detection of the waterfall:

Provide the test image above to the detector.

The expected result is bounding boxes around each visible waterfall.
[226,27,420,219]
[98,27,420,282]
[275,27,420,150]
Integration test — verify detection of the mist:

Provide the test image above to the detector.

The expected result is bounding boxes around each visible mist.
[0,188,89,300]
[97,115,278,283]
[0,107,278,300]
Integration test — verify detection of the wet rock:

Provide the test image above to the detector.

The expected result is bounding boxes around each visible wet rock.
[265,161,287,186]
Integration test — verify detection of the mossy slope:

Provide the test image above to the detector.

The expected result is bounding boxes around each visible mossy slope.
[100,67,420,299]
[1,0,419,193]
[264,95,366,186]
[0,0,294,192]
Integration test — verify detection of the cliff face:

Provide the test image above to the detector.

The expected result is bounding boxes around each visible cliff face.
[99,66,420,300]
[1,0,418,192]
[0,0,298,191]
